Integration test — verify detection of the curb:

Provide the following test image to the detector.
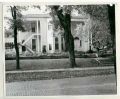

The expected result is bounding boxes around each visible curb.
[5,55,98,60]
[6,66,115,82]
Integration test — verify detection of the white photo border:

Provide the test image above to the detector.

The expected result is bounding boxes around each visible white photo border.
[0,1,120,99]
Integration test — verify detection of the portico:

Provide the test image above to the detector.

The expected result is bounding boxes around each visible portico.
[19,14,50,54]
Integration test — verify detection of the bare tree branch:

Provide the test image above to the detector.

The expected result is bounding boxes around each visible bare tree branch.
[10,6,14,18]
[53,6,66,28]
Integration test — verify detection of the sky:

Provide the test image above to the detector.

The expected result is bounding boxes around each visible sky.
[3,5,86,30]
[4,5,49,30]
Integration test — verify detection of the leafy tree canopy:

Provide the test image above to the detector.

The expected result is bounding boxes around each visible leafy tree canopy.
[7,6,28,32]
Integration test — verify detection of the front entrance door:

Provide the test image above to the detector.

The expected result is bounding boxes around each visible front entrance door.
[55,37,59,51]
[32,39,36,51]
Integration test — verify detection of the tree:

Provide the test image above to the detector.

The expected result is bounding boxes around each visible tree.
[91,20,112,52]
[81,5,116,74]
[49,5,110,67]
[35,5,77,67]
[50,6,77,68]
[107,5,116,74]
[80,5,108,51]
[35,5,115,69]
[48,5,111,68]
[10,6,26,69]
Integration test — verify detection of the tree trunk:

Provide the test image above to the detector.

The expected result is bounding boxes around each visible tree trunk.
[64,29,76,68]
[64,33,68,52]
[68,32,76,68]
[112,34,116,74]
[53,6,77,68]
[107,5,116,74]
[13,6,20,69]
[14,26,20,69]
[64,14,76,68]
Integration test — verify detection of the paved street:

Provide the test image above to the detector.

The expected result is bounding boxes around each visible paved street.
[6,74,117,96]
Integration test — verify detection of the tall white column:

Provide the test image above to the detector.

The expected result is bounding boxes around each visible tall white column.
[37,20,40,52]
[59,35,62,52]
[90,20,92,49]
[87,24,89,51]
[88,18,92,50]
[63,38,65,51]
[53,37,55,52]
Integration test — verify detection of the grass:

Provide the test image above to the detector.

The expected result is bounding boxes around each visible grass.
[5,58,114,71]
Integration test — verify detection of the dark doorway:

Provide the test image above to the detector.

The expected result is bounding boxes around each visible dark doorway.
[55,37,59,50]
[32,39,36,51]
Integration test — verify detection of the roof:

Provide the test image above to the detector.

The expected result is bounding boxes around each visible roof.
[24,14,89,19]
[24,14,51,18]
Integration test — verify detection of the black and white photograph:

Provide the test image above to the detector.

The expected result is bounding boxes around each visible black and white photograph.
[4,4,117,96]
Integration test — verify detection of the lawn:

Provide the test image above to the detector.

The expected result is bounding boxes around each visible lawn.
[5,58,114,71]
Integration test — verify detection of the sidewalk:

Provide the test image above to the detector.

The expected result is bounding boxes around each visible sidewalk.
[6,66,115,82]
[6,74,117,96]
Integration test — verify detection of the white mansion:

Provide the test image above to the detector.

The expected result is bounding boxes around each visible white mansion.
[5,13,92,54]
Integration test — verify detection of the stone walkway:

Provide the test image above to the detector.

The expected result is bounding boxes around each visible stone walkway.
[6,74,117,96]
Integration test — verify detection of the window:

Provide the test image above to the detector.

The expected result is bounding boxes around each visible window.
[38,21,40,33]
[31,22,36,33]
[55,37,59,50]
[80,40,82,47]
[49,44,52,50]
